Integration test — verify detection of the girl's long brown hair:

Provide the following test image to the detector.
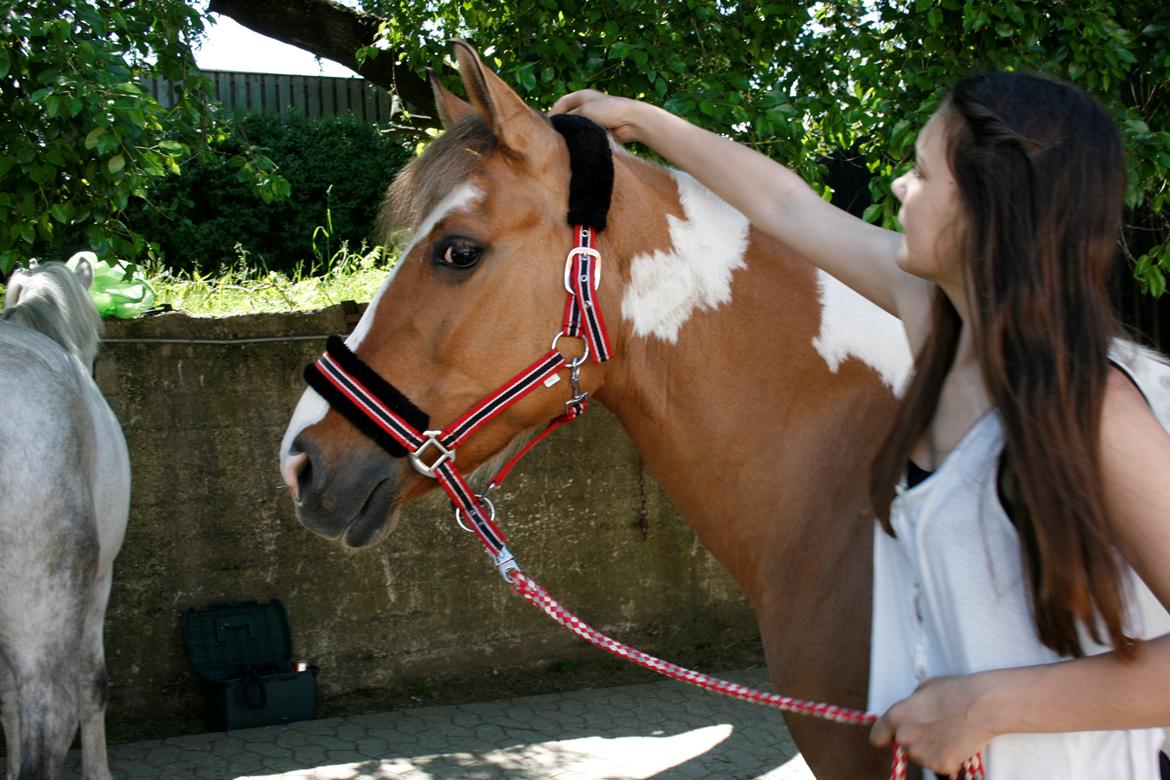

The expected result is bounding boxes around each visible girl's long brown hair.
[871,72,1134,658]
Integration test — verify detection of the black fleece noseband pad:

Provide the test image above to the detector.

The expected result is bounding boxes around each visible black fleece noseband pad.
[550,114,614,231]
[304,335,430,458]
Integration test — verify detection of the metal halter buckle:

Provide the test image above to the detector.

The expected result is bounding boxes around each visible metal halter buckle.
[409,431,454,478]
[563,246,602,294]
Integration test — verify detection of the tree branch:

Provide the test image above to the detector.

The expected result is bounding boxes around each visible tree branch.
[207,0,439,132]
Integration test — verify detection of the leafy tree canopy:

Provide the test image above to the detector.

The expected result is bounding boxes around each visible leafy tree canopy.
[360,0,1170,294]
[0,0,288,274]
[4,0,1167,292]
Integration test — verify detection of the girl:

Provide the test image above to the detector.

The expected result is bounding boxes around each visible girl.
[551,73,1170,778]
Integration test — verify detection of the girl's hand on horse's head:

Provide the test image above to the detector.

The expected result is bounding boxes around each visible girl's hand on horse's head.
[869,674,998,776]
[549,90,645,145]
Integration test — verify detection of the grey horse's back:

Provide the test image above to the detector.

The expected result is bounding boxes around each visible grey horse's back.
[0,322,101,604]
[0,316,128,780]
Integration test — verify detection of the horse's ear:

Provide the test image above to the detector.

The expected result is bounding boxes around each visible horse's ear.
[68,251,95,290]
[451,40,557,157]
[429,68,475,128]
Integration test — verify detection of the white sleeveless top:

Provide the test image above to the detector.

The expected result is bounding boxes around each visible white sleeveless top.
[869,354,1170,779]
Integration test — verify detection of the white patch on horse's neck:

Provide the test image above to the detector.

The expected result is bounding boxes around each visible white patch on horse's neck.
[620,170,749,343]
[812,270,913,397]
[346,182,483,349]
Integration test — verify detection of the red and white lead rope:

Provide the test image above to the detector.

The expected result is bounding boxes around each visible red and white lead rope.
[506,569,984,780]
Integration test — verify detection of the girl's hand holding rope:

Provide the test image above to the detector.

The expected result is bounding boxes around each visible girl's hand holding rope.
[871,673,998,777]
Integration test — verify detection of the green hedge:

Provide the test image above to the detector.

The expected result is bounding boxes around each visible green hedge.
[128,112,413,275]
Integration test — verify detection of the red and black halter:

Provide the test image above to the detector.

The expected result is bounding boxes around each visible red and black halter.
[304,114,614,575]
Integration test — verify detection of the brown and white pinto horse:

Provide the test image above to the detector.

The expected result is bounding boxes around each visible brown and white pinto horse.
[280,42,912,779]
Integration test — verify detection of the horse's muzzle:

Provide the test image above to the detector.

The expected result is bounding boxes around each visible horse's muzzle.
[283,433,403,548]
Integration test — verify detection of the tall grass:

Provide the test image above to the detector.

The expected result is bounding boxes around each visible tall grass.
[142,189,403,315]
[2,202,403,316]
[144,241,396,315]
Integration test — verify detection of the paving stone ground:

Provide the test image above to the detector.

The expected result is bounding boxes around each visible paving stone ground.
[59,667,817,779]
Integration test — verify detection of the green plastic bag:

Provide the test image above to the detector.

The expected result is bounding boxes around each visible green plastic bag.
[67,251,157,319]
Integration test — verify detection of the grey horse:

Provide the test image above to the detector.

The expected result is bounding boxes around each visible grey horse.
[0,258,129,779]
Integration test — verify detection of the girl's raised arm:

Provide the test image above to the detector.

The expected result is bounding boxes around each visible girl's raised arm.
[550,90,932,325]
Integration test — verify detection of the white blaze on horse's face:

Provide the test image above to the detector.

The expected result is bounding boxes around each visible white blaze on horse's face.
[346,182,485,350]
[279,182,485,485]
[812,270,913,397]
[621,170,750,343]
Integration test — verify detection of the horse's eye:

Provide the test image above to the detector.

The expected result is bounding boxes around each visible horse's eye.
[433,237,483,270]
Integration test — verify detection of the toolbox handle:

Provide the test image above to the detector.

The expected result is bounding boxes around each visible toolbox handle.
[216,616,257,642]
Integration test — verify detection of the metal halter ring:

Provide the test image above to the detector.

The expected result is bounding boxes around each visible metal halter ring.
[551,332,589,369]
[454,493,496,534]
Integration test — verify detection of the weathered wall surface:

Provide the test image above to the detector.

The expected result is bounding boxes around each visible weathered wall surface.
[92,305,762,741]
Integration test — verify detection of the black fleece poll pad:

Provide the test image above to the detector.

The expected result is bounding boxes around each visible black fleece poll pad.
[550,114,614,231]
[304,336,430,458]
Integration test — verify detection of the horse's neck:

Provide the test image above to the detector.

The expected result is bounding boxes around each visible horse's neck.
[594,158,910,603]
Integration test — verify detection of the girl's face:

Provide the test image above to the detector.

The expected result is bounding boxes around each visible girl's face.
[891,111,965,289]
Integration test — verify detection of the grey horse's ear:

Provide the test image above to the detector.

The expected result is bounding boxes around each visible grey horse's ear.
[429,68,475,128]
[68,251,96,290]
[451,40,559,158]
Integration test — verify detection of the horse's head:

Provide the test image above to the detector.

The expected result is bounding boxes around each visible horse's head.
[2,255,102,369]
[280,43,614,548]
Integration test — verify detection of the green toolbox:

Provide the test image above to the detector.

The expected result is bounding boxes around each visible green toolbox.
[183,599,317,731]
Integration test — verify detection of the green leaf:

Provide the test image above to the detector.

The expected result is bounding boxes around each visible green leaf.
[96,131,121,156]
[28,164,56,184]
[107,154,125,174]
[1148,269,1167,299]
[48,202,75,224]
[85,127,107,150]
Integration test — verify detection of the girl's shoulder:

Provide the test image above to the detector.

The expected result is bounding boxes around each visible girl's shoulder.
[1100,361,1168,476]
[1108,341,1170,430]
[1099,353,1170,592]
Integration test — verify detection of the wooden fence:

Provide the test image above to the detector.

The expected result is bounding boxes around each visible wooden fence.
[144,70,395,123]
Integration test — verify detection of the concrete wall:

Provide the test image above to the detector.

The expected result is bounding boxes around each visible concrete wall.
[93,305,762,741]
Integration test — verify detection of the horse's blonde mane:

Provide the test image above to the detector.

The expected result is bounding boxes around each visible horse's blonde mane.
[2,262,103,368]
[377,118,498,244]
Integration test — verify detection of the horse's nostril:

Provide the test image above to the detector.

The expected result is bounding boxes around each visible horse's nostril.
[296,455,313,501]
[282,451,310,504]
